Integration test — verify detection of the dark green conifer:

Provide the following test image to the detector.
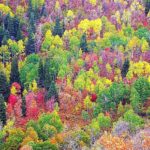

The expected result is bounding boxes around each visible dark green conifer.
[25,30,36,55]
[10,56,20,85]
[80,33,88,52]
[38,59,45,87]
[0,94,6,125]
[53,17,63,37]
[0,71,9,101]
[121,58,130,79]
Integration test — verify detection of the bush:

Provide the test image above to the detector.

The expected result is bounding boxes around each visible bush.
[112,120,130,136]
[97,113,111,129]
[27,112,63,141]
[38,111,63,133]
[30,141,58,150]
[74,130,90,146]
[146,107,150,119]
[123,109,144,131]
[82,110,90,121]
[3,128,25,150]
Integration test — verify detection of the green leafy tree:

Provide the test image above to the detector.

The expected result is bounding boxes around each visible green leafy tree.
[135,27,150,41]
[133,77,150,104]
[97,113,111,129]
[80,33,88,52]
[0,71,9,101]
[30,141,58,150]
[10,56,20,85]
[123,109,144,131]
[121,59,130,79]
[95,82,127,114]
[130,87,141,113]
[0,94,6,125]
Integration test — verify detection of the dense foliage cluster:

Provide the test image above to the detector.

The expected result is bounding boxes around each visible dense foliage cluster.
[0,0,149,149]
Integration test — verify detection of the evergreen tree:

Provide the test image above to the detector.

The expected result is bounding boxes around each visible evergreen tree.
[80,33,88,52]
[0,94,6,125]
[45,81,59,103]
[40,4,47,17]
[130,87,141,113]
[0,26,4,46]
[53,17,63,37]
[61,21,65,36]
[2,30,10,45]
[13,16,22,40]
[7,16,15,38]
[29,12,36,33]
[22,96,26,117]
[0,71,9,101]
[3,14,9,30]
[44,58,51,90]
[145,0,150,16]
[10,56,20,85]
[38,59,44,87]
[25,30,36,55]
[28,0,33,19]
[13,16,19,38]
[121,58,130,79]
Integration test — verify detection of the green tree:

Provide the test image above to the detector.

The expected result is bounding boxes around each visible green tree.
[0,71,9,101]
[121,59,130,79]
[0,26,4,46]
[7,16,15,38]
[2,30,10,45]
[44,58,51,90]
[0,94,6,125]
[130,87,141,113]
[25,31,36,55]
[80,33,88,52]
[10,56,20,85]
[145,0,150,16]
[38,59,44,87]
[133,77,150,104]
[13,16,22,41]
[40,4,47,17]
[53,17,63,37]
[45,81,58,103]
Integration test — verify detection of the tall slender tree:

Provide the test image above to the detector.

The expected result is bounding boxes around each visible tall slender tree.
[0,71,9,101]
[44,58,51,90]
[38,59,44,87]
[10,56,20,85]
[0,94,6,125]
[121,58,130,79]
[25,30,36,55]
[22,96,26,117]
[45,81,59,103]
[80,33,88,52]
[0,26,4,46]
[53,17,63,37]
[145,0,150,16]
